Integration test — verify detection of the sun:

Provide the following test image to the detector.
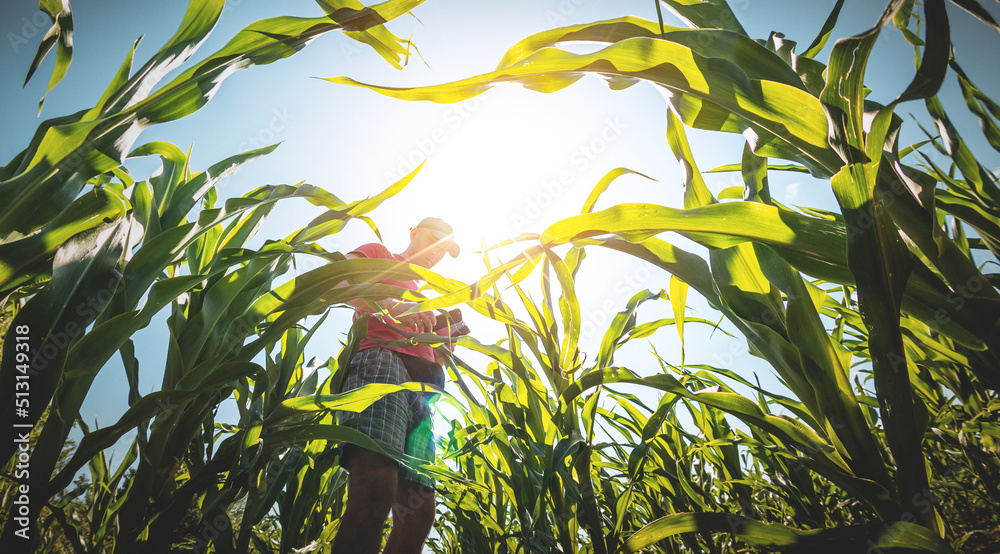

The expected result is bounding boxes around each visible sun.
[397,87,614,277]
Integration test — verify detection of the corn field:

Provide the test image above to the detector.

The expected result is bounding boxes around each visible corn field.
[1,0,999,552]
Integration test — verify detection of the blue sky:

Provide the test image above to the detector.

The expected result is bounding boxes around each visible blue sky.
[3,0,1000,478]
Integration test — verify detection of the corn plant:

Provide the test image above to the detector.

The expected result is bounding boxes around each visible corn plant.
[336,0,1000,551]
[0,0,432,550]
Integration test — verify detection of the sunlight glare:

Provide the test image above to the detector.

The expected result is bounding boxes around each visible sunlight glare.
[401,88,605,278]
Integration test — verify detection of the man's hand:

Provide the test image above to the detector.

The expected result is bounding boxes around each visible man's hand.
[386,301,436,334]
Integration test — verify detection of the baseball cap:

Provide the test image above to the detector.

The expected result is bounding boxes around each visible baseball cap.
[414,217,460,257]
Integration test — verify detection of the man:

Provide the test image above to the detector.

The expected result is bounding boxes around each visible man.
[330,217,460,554]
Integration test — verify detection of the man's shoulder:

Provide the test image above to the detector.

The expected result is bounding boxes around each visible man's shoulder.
[349,242,394,260]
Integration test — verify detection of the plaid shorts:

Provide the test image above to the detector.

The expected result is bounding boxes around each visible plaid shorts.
[339,347,436,487]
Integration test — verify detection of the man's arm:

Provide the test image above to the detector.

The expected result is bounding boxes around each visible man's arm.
[334,252,436,333]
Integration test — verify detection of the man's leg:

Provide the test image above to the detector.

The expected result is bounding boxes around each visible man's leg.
[383,480,436,554]
[384,399,436,554]
[331,446,398,554]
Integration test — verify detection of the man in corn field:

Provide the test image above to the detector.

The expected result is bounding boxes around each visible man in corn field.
[331,217,460,554]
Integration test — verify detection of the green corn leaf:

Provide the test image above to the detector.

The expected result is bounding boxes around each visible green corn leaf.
[0,0,225,241]
[1,220,126,482]
[24,0,74,114]
[159,143,280,231]
[707,162,809,174]
[265,382,444,424]
[82,36,141,122]
[657,0,748,35]
[949,0,1000,34]
[893,0,922,44]
[495,18,804,91]
[541,202,845,263]
[950,60,1000,154]
[238,396,265,471]
[127,142,192,222]
[669,276,688,367]
[566,366,900,516]
[885,165,1000,315]
[596,289,663,371]
[327,36,842,176]
[622,512,952,552]
[99,0,226,117]
[740,144,772,203]
[581,167,654,214]
[754,245,893,492]
[570,226,991,354]
[890,0,950,105]
[0,188,129,293]
[666,109,716,210]
[495,16,681,70]
[718,186,743,200]
[925,96,1000,206]
[541,248,580,372]
[113,181,369,315]
[287,163,423,245]
[801,0,845,58]
[315,0,427,69]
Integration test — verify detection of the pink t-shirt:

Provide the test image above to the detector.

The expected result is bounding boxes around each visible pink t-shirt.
[350,243,435,363]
